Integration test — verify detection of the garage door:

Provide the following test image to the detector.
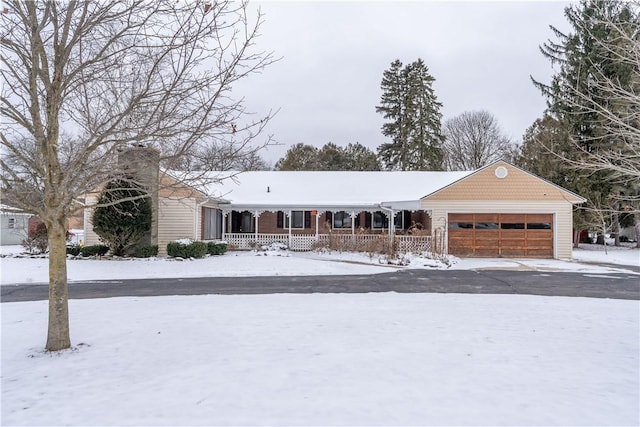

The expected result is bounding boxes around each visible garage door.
[448,213,553,258]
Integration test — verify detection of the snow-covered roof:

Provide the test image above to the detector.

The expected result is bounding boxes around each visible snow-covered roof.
[199,170,473,209]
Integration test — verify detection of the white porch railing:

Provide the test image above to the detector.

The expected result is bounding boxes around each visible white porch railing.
[223,233,432,253]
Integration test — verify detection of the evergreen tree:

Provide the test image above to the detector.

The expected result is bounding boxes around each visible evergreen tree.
[531,0,638,240]
[516,115,592,245]
[93,179,152,256]
[317,143,347,171]
[343,143,381,171]
[376,59,444,170]
[275,142,380,171]
[275,143,320,170]
[405,59,445,170]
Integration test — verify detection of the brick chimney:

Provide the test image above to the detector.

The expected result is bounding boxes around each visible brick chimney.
[118,146,160,247]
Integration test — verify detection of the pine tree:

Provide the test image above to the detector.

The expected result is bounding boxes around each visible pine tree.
[343,143,381,171]
[93,179,152,256]
[275,142,380,171]
[532,0,638,240]
[405,59,445,170]
[275,143,320,170]
[376,59,444,170]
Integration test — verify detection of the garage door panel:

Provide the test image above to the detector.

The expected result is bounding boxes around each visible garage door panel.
[500,214,526,223]
[447,213,554,259]
[475,248,500,257]
[501,249,526,257]
[500,240,526,250]
[474,214,499,223]
[449,214,474,222]
[527,230,553,238]
[450,247,474,256]
[526,248,553,257]
[526,214,553,223]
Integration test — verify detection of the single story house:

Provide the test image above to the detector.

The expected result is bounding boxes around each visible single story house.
[84,160,585,259]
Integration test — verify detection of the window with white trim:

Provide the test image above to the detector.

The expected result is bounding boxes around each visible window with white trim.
[285,211,305,229]
[332,211,352,228]
[373,211,388,229]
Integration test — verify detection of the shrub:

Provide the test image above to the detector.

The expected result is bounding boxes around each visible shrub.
[167,241,186,258]
[207,241,228,255]
[22,221,48,254]
[134,245,158,258]
[167,240,208,259]
[92,178,152,256]
[81,244,109,257]
[185,241,208,258]
[66,245,81,256]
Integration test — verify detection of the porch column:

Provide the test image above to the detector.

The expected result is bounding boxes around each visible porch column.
[221,211,229,239]
[254,211,259,241]
[315,210,319,240]
[351,210,355,235]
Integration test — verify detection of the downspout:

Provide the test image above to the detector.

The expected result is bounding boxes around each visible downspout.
[288,209,292,249]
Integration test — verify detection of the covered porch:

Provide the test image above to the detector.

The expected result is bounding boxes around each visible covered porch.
[209,205,434,253]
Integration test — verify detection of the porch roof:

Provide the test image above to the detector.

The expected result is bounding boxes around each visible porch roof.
[198,170,473,209]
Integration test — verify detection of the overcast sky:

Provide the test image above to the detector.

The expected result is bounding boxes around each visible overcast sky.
[235,1,572,165]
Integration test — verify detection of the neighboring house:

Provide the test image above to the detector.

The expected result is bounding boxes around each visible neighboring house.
[0,205,31,246]
[84,160,585,259]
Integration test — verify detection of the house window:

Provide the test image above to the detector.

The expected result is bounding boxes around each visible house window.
[285,211,304,229]
[476,222,498,230]
[277,211,312,229]
[500,222,525,230]
[527,222,552,230]
[202,208,221,240]
[449,222,474,229]
[7,218,15,229]
[333,211,352,228]
[373,211,388,229]
[393,211,411,230]
[231,211,254,233]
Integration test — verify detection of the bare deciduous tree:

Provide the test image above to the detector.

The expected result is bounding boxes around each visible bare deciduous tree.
[442,110,515,171]
[531,1,639,245]
[1,0,275,351]
[558,6,640,183]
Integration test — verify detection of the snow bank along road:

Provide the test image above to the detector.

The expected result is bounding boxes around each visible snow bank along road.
[2,269,638,302]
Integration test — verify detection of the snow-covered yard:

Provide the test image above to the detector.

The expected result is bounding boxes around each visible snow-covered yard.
[3,293,638,426]
[1,243,638,426]
[0,243,638,285]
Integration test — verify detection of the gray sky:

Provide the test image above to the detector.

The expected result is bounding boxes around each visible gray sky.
[235,1,572,165]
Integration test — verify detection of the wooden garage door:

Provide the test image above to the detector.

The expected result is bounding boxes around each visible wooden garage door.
[448,213,553,258]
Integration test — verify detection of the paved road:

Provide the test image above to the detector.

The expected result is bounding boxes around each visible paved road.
[2,269,638,302]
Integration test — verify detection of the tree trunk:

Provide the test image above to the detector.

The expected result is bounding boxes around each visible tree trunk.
[46,217,71,351]
[573,229,580,248]
[635,221,640,249]
[612,212,620,247]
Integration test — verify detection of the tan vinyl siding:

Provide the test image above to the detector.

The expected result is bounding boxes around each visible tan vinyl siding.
[424,162,584,203]
[157,198,198,255]
[423,200,575,260]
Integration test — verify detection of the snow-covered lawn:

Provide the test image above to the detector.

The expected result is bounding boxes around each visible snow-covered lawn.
[0,243,638,285]
[2,244,638,425]
[2,293,638,426]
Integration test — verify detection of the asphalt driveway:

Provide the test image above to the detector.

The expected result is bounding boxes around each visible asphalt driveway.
[1,269,638,302]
